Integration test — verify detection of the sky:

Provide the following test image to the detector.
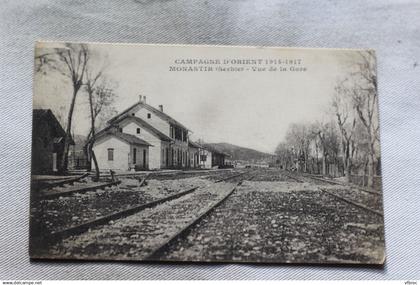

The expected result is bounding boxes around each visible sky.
[33,43,358,153]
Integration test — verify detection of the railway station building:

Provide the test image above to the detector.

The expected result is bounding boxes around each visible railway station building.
[93,96,191,171]
[92,96,230,171]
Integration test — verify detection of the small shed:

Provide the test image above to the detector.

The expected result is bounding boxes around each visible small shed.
[93,129,152,171]
[32,109,74,174]
[199,143,230,169]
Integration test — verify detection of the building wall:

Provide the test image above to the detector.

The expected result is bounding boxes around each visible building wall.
[32,118,65,174]
[189,147,199,168]
[121,112,190,169]
[170,144,189,168]
[32,133,53,174]
[161,140,171,168]
[135,107,170,136]
[129,144,149,170]
[113,105,192,169]
[93,136,130,171]
[121,120,162,169]
[199,149,213,169]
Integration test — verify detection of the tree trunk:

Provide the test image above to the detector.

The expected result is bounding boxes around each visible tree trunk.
[363,157,369,187]
[61,86,79,172]
[368,142,375,188]
[90,143,100,181]
[345,156,351,183]
[87,87,100,181]
[83,140,92,171]
[366,132,376,188]
[343,140,351,183]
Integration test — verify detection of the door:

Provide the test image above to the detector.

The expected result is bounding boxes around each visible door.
[133,147,137,164]
[166,148,169,167]
[143,149,147,169]
[52,153,58,172]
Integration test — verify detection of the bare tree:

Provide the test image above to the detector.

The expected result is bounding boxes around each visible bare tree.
[332,81,357,182]
[36,43,90,172]
[350,50,380,187]
[311,121,340,176]
[84,64,103,180]
[84,73,117,181]
[275,142,293,170]
[313,123,328,176]
[285,123,311,172]
[307,124,321,174]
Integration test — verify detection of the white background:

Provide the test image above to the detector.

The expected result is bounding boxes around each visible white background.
[0,0,419,280]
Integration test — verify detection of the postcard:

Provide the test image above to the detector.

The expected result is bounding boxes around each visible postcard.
[30,42,385,264]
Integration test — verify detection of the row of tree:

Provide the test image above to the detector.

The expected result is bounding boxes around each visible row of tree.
[36,43,117,180]
[275,51,380,188]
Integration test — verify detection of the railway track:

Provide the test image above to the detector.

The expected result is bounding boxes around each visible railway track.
[319,188,383,217]
[37,170,252,249]
[103,168,234,180]
[39,180,121,199]
[32,173,90,191]
[280,171,305,183]
[145,177,252,261]
[37,169,237,200]
[32,168,384,263]
[295,172,384,217]
[304,174,381,196]
[43,186,199,244]
[274,171,383,217]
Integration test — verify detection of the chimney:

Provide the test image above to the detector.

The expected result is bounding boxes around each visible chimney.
[143,96,147,104]
[138,95,142,102]
[158,105,163,112]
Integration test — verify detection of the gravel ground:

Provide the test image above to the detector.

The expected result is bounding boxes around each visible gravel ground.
[30,168,385,263]
[158,180,384,264]
[149,169,233,180]
[323,185,384,213]
[251,169,298,182]
[204,169,248,182]
[37,180,91,196]
[44,181,236,260]
[30,177,209,235]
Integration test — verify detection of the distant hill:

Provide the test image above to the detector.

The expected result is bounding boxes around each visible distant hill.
[203,142,274,162]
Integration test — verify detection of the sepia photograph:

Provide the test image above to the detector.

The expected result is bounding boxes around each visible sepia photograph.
[29,42,385,264]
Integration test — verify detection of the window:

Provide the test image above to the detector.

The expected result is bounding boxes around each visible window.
[107,148,114,161]
[147,113,151,119]
[170,126,174,139]
[118,127,123,132]
[200,155,207,162]
[174,126,182,140]
[133,148,137,164]
[136,128,140,134]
